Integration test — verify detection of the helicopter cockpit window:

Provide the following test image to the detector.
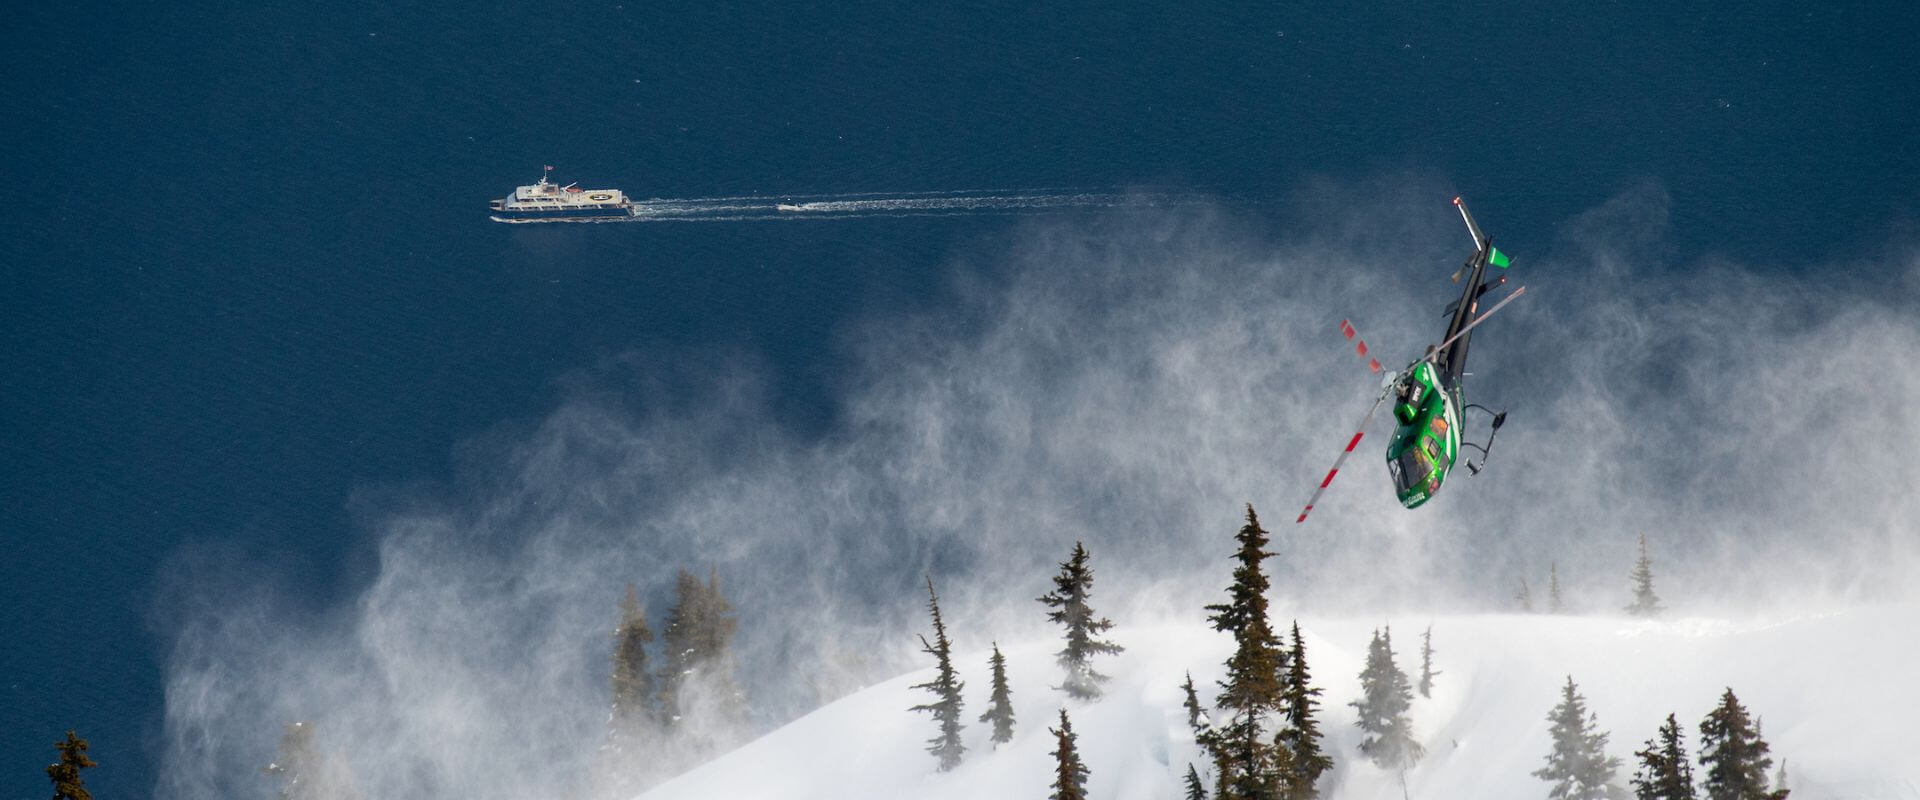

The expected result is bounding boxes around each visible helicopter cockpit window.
[1394,447,1430,494]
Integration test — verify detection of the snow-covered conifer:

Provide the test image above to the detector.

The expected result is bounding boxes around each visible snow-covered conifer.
[908,577,967,771]
[1182,671,1207,731]
[1183,763,1209,800]
[1205,506,1275,640]
[263,721,363,800]
[979,642,1016,747]
[1048,708,1090,800]
[604,584,661,791]
[1278,620,1332,799]
[1037,541,1124,699]
[1698,689,1785,800]
[1350,627,1422,770]
[1517,578,1535,613]
[655,568,746,765]
[1633,712,1696,800]
[1533,676,1622,799]
[611,584,658,734]
[1205,505,1289,797]
[657,569,744,731]
[1549,562,1566,614]
[1417,624,1440,699]
[46,731,96,800]
[1626,533,1664,617]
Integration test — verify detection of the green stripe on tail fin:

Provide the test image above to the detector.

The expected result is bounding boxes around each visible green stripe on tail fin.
[1489,247,1511,268]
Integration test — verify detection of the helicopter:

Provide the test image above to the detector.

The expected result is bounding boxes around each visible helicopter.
[1295,197,1526,524]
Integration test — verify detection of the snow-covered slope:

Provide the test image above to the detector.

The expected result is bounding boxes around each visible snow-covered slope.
[640,604,1919,800]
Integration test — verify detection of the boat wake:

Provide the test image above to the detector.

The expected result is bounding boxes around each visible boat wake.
[623,188,1221,222]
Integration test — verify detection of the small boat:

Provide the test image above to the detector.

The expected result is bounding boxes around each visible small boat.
[775,203,807,213]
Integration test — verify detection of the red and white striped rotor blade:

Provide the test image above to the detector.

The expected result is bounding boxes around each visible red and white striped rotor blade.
[1296,387,1394,524]
[1337,318,1384,375]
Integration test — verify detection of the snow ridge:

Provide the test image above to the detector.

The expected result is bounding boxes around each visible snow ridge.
[640,605,1919,800]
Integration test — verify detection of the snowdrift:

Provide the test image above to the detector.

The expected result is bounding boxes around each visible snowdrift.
[640,604,1919,800]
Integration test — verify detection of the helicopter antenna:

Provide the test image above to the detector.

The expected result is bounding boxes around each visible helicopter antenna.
[1454,195,1489,252]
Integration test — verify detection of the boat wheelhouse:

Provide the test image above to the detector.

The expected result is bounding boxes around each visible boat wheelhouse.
[489,167,633,222]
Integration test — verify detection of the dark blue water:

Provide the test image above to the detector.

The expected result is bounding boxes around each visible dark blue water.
[3,1,1913,795]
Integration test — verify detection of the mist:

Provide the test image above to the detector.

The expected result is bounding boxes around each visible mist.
[154,181,1920,799]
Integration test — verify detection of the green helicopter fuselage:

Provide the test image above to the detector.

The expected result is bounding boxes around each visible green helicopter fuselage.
[1384,361,1461,509]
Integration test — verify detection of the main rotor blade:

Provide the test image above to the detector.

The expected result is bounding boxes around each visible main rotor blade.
[1296,383,1395,524]
[1425,285,1528,363]
[1338,318,1384,374]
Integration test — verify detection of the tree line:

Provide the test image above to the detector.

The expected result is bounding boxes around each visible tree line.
[602,567,747,793]
[907,539,1127,780]
[1517,532,1666,616]
[905,505,1341,799]
[244,564,748,800]
[1537,677,1790,800]
[22,518,1774,799]
[903,506,1790,800]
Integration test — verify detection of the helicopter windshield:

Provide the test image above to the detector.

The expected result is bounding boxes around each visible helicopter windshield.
[1393,445,1431,494]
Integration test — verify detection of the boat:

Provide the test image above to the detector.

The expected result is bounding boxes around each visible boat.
[775,203,805,213]
[489,167,633,223]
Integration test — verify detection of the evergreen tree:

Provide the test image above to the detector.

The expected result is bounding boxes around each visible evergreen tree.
[1182,671,1228,800]
[1516,577,1535,613]
[657,567,745,744]
[1277,620,1332,799]
[611,584,658,735]
[1698,689,1786,800]
[1182,672,1208,731]
[1533,676,1622,800]
[263,722,316,800]
[1632,713,1696,800]
[979,642,1016,747]
[908,577,967,771]
[1205,506,1274,640]
[1417,625,1440,699]
[1052,705,1098,794]
[602,584,660,793]
[1772,759,1788,797]
[1216,616,1287,800]
[1350,627,1423,770]
[45,731,96,800]
[263,722,364,800]
[1049,707,1091,800]
[1626,534,1664,617]
[1204,505,1289,798]
[1185,763,1210,800]
[1548,563,1566,614]
[1038,541,1125,699]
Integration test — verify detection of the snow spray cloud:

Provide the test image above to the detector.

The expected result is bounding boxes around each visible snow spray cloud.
[155,181,1920,799]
